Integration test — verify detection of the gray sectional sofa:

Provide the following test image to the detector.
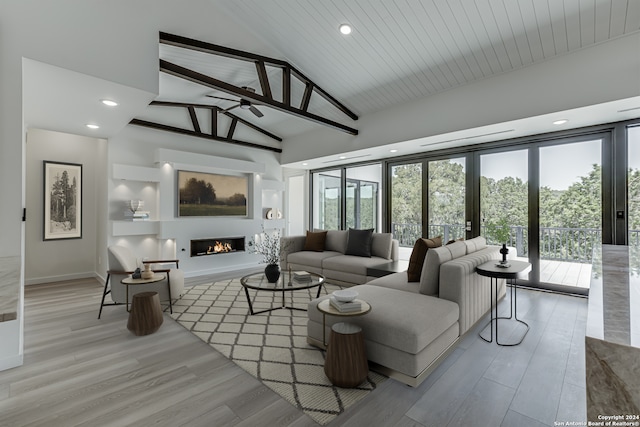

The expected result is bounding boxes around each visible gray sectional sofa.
[280,230,399,286]
[305,236,510,387]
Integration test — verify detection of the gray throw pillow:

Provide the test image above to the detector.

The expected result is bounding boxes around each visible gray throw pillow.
[345,228,374,257]
[371,232,393,259]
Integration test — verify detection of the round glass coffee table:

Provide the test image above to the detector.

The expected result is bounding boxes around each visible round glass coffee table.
[240,270,325,315]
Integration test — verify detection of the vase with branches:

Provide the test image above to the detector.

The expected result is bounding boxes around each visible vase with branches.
[248,228,283,282]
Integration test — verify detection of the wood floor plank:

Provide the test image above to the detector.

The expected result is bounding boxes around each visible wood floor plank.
[0,277,589,427]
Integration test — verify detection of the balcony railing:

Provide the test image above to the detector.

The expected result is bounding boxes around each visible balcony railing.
[391,222,640,264]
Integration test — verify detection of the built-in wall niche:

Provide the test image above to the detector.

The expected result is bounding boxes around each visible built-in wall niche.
[190,236,245,257]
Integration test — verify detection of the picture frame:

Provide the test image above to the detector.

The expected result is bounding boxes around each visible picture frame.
[43,161,82,240]
[177,170,248,217]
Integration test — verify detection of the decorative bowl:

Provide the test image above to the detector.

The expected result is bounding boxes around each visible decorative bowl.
[333,289,358,302]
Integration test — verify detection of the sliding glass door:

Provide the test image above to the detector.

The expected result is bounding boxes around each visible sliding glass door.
[480,150,529,261]
[346,164,381,231]
[312,170,341,230]
[428,158,466,242]
[538,139,602,289]
[390,163,422,259]
[311,164,381,232]
[629,126,640,250]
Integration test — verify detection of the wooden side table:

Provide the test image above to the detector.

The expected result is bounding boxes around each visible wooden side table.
[317,298,372,388]
[121,273,168,313]
[324,322,368,388]
[127,291,163,336]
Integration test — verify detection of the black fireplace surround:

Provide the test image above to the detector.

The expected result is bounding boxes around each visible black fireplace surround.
[190,237,245,257]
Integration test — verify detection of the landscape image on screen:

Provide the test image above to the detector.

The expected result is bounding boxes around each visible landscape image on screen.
[178,170,248,217]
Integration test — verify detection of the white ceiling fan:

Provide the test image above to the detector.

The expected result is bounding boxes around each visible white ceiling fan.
[205,86,264,118]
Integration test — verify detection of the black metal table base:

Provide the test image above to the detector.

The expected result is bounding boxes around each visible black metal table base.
[244,282,323,315]
[480,277,530,346]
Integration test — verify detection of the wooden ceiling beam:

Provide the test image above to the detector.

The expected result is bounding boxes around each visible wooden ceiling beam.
[227,118,238,139]
[149,100,282,141]
[255,61,273,100]
[159,32,358,124]
[129,118,282,153]
[160,59,358,135]
[282,68,291,106]
[187,106,200,133]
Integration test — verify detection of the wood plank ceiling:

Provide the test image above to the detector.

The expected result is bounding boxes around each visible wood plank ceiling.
[155,0,640,140]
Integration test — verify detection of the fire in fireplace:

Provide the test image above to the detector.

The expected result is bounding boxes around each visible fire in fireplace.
[191,237,245,257]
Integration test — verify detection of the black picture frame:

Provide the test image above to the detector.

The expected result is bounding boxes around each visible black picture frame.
[43,160,82,240]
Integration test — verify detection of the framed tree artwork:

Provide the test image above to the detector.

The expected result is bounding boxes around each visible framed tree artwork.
[177,170,248,217]
[43,161,82,240]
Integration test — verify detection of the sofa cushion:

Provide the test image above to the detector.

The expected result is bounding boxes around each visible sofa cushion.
[325,230,348,253]
[367,271,420,293]
[287,250,341,269]
[407,236,442,282]
[322,254,391,276]
[464,236,487,254]
[371,233,393,259]
[345,228,374,257]
[419,240,467,295]
[303,230,327,252]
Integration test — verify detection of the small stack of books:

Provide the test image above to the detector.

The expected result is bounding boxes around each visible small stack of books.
[329,296,362,313]
[124,210,150,221]
[293,271,312,282]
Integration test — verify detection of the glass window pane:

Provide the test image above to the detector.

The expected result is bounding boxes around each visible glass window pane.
[539,139,601,288]
[480,150,529,258]
[390,163,422,259]
[428,158,465,242]
[312,170,341,230]
[346,164,381,231]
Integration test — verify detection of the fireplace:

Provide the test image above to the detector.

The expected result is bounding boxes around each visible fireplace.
[190,237,245,257]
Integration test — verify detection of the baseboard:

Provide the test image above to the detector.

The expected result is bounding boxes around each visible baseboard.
[0,353,23,371]
[25,271,97,286]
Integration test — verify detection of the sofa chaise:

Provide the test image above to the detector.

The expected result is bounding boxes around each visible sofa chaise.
[306,236,510,386]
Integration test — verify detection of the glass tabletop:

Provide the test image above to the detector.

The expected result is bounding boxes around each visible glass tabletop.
[240,271,324,291]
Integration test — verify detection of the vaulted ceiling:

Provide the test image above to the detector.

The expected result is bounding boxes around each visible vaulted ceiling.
[141,0,640,152]
[22,1,640,156]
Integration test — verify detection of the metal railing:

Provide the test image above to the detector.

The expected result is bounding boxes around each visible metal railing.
[391,222,640,263]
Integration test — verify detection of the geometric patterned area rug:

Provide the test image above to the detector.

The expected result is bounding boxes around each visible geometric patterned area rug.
[169,278,386,425]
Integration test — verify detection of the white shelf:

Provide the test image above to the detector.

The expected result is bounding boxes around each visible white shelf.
[112,220,159,236]
[113,164,161,182]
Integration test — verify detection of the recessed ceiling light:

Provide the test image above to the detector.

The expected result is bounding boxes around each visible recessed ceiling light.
[86,124,100,129]
[553,119,568,125]
[302,162,308,166]
[390,149,398,153]
[101,99,118,107]
[339,24,352,35]
[339,156,346,160]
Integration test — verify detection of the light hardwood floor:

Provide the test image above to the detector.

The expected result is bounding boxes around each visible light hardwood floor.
[0,277,587,426]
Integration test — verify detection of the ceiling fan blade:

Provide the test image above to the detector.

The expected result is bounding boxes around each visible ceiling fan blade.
[206,94,238,102]
[222,104,240,113]
[249,105,264,118]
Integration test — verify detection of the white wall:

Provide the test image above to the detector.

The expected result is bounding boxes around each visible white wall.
[281,33,640,165]
[106,125,282,278]
[25,129,106,285]
[0,0,283,371]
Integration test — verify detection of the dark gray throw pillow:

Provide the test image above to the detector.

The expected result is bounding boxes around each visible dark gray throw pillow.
[345,228,374,257]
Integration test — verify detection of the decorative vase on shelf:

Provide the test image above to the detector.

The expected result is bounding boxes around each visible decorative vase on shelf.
[499,244,509,264]
[141,263,153,280]
[264,263,280,283]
